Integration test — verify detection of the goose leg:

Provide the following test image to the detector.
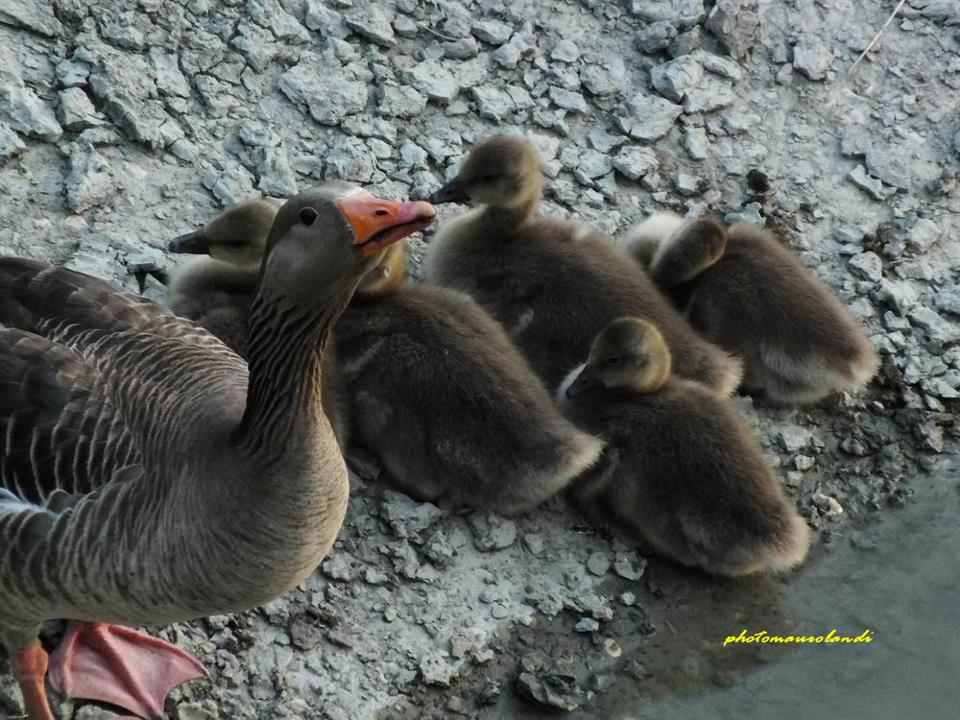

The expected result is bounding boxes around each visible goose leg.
[11,643,56,720]
[47,621,205,719]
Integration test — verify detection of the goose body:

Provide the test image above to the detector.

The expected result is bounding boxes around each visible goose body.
[559,318,810,577]
[627,213,879,405]
[0,184,436,719]
[171,201,605,515]
[425,136,742,395]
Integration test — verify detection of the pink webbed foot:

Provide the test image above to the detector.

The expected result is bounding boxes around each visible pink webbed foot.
[47,621,206,719]
[10,643,57,720]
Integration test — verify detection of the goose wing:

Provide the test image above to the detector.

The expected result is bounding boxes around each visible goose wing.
[0,257,248,504]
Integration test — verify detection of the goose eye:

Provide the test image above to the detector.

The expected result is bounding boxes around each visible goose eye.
[299,207,318,225]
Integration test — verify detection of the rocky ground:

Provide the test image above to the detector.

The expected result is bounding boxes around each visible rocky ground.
[0,0,958,718]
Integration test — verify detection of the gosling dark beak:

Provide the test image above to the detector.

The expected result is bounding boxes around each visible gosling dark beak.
[337,190,437,257]
[169,230,209,254]
[429,179,470,204]
[566,366,602,398]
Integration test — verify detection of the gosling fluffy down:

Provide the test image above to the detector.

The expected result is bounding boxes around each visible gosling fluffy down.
[426,135,742,396]
[559,317,810,577]
[627,213,879,405]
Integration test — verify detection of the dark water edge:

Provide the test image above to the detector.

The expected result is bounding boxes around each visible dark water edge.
[483,456,960,720]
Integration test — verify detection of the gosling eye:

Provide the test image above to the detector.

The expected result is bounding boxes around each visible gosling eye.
[606,355,622,366]
[476,174,499,183]
[299,207,317,225]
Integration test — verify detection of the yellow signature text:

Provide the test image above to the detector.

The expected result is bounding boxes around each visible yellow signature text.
[723,629,874,647]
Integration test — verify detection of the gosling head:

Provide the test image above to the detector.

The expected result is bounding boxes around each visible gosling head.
[565,318,672,398]
[258,182,435,305]
[169,198,277,268]
[430,135,543,208]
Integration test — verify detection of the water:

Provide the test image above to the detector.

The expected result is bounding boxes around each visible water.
[619,459,960,720]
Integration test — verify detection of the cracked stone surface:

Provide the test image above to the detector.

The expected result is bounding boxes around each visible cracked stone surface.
[0,0,957,718]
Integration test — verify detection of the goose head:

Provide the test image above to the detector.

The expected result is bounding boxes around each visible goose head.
[259,182,435,305]
[430,135,543,209]
[565,317,672,398]
[170,198,276,269]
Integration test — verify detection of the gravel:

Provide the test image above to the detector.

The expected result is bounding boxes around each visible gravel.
[0,0,957,718]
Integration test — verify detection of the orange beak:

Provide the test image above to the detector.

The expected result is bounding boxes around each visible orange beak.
[337,190,437,257]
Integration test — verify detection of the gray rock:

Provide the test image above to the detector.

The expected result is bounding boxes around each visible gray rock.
[682,76,735,113]
[58,88,102,131]
[517,671,586,712]
[420,652,458,686]
[848,165,889,200]
[378,84,427,118]
[840,127,870,158]
[650,56,703,102]
[865,146,912,190]
[392,15,418,38]
[778,427,814,453]
[56,59,91,88]
[724,202,764,225]
[0,0,62,37]
[586,552,611,576]
[247,0,310,42]
[630,0,706,27]
[848,251,883,282]
[669,26,704,57]
[380,490,445,540]
[907,218,941,252]
[613,551,647,580]
[471,19,513,45]
[343,4,395,46]
[613,145,660,179]
[150,50,192,98]
[471,84,533,122]
[443,37,479,59]
[491,23,534,69]
[279,54,368,125]
[203,164,256,207]
[466,512,518,551]
[705,0,758,59]
[934,287,960,317]
[675,172,701,195]
[406,61,460,103]
[321,552,356,581]
[523,533,545,555]
[0,76,62,142]
[636,21,678,53]
[0,121,25,162]
[256,146,297,197]
[695,50,743,80]
[683,126,709,160]
[876,278,919,313]
[909,306,960,345]
[324,135,379,183]
[551,40,580,63]
[616,93,683,142]
[65,143,122,213]
[549,87,589,113]
[792,34,832,80]
[575,617,600,632]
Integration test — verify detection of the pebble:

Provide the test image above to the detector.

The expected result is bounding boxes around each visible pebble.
[683,126,709,160]
[575,617,600,633]
[848,165,890,201]
[516,671,586,712]
[792,34,832,80]
[343,4,395,46]
[407,60,460,103]
[650,56,703,103]
[813,493,844,519]
[549,87,589,113]
[848,251,884,283]
[278,55,368,125]
[466,513,518,551]
[613,552,646,580]
[705,0,758,59]
[586,551,611,576]
[0,121,26,161]
[551,40,580,63]
[907,218,941,252]
[419,651,459,686]
[613,145,660,179]
[64,143,121,212]
[636,20,678,53]
[778,427,814,453]
[471,19,513,45]
[675,172,700,196]
[617,93,683,142]
[523,533,545,555]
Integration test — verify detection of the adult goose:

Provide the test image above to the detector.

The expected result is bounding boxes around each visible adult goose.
[169,201,605,516]
[0,183,436,719]
[424,135,742,396]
